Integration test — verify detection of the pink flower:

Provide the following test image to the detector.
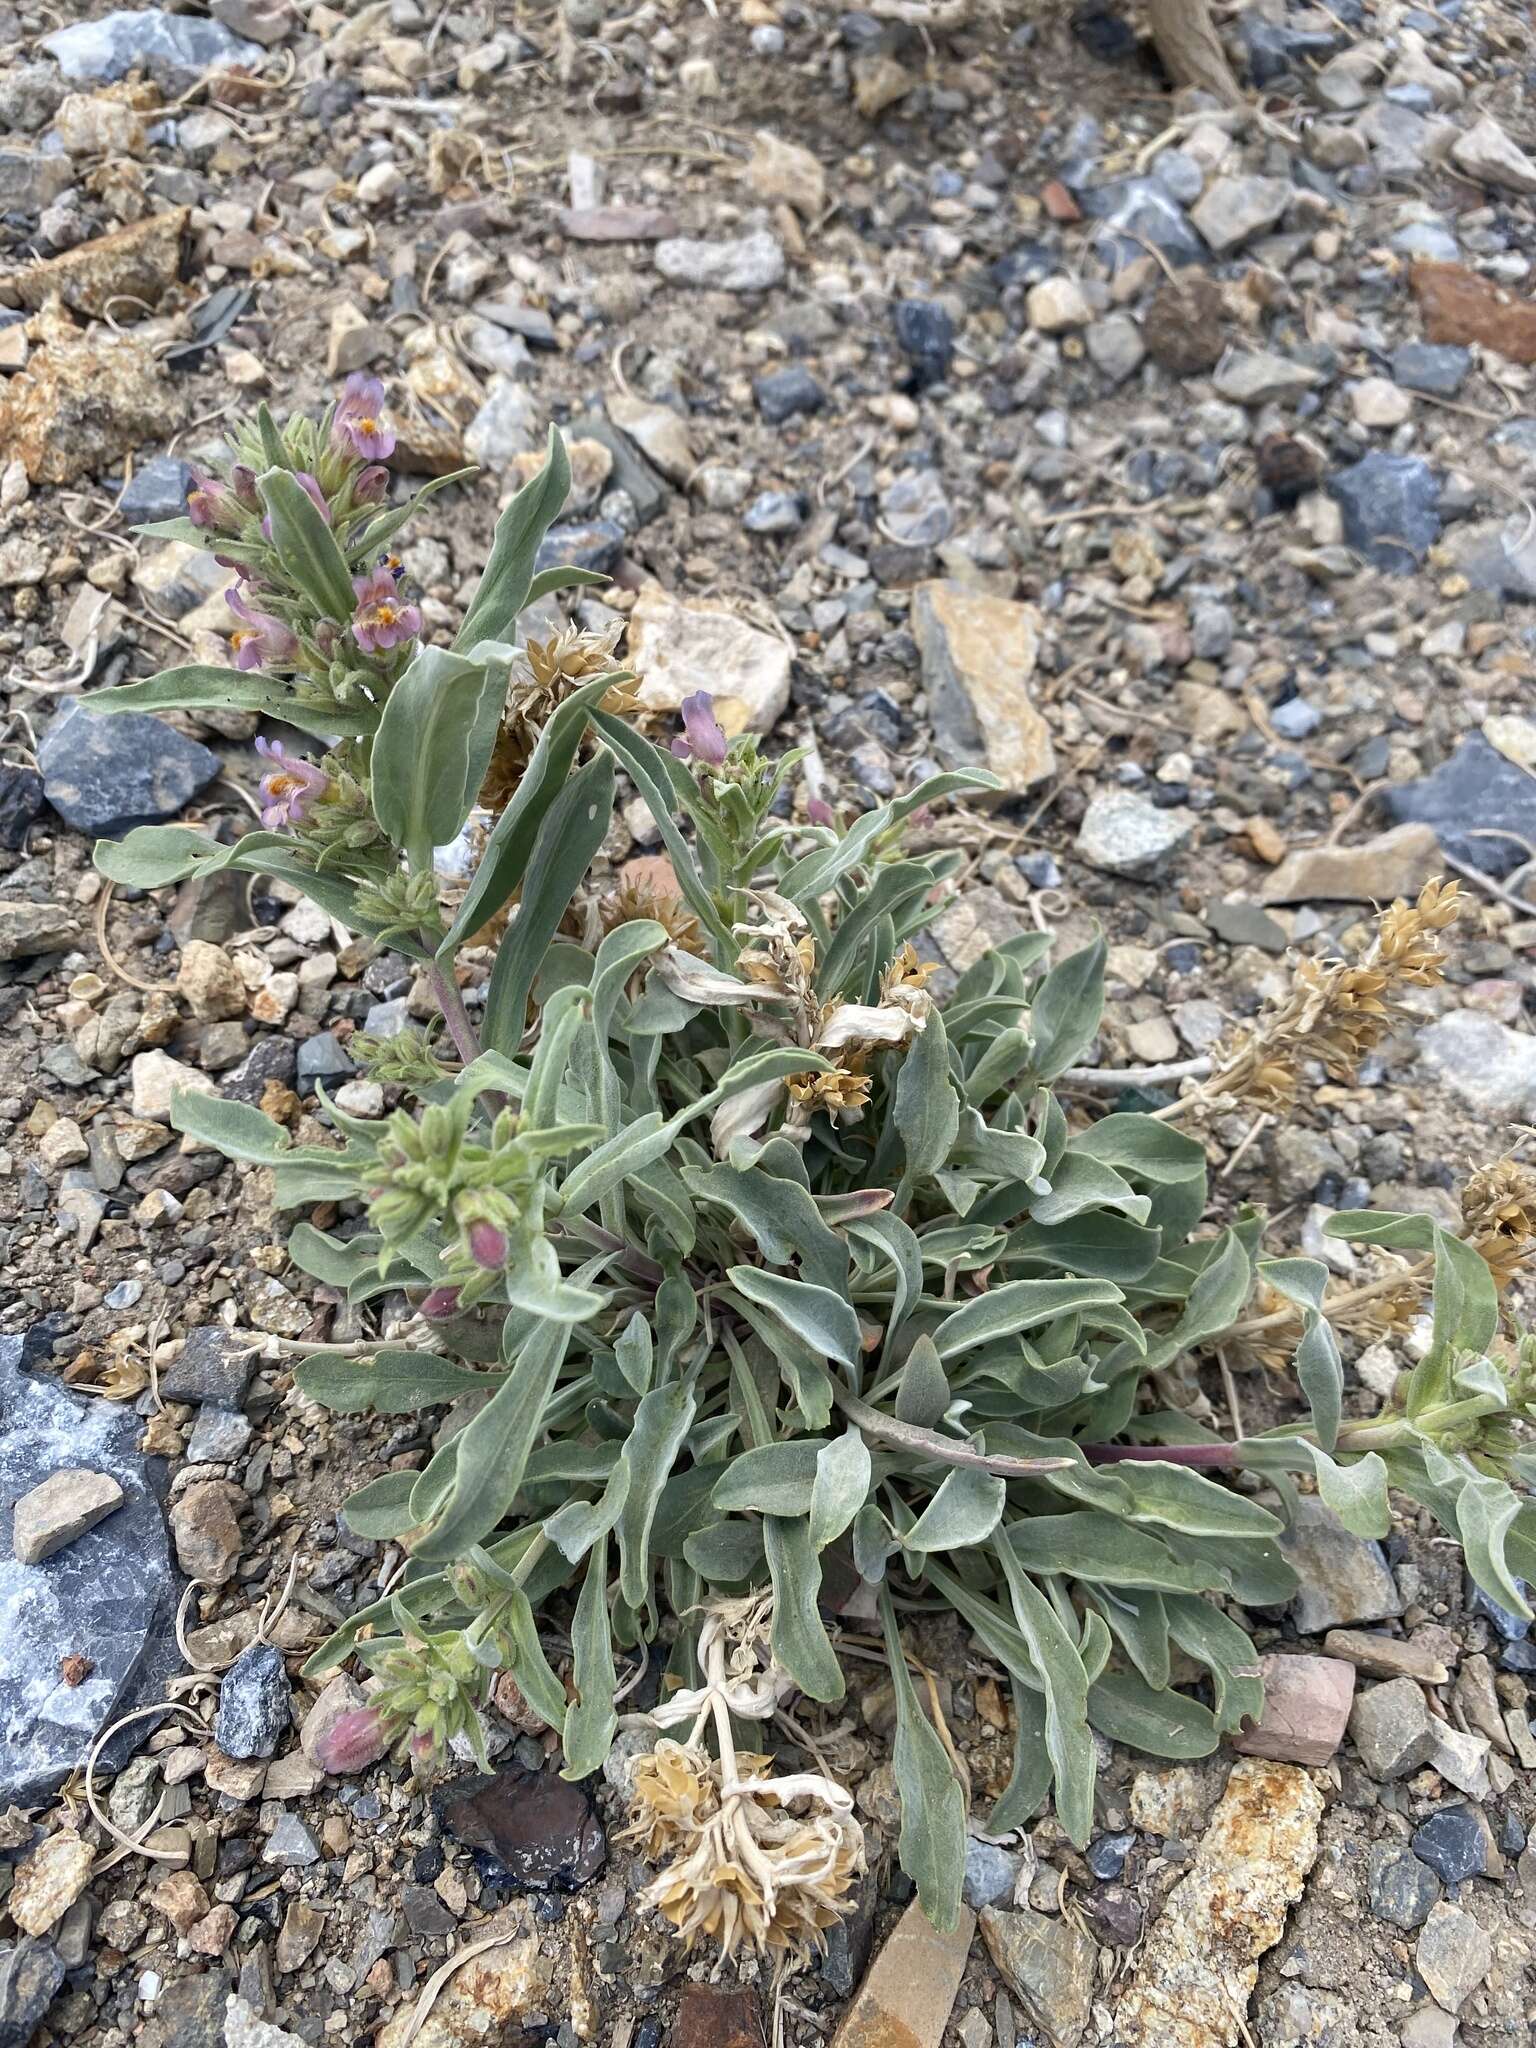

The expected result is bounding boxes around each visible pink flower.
[333,374,396,462]
[806,792,836,827]
[255,737,330,828]
[186,472,237,531]
[351,562,421,655]
[419,1285,462,1320]
[671,690,728,766]
[354,464,390,504]
[312,1706,389,1775]
[467,1220,508,1271]
[227,587,298,672]
[229,464,260,510]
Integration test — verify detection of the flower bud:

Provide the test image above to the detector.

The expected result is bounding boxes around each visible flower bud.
[419,1285,463,1320]
[468,1219,509,1271]
[311,1706,388,1775]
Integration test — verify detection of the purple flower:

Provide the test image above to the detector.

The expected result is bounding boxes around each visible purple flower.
[351,562,421,655]
[419,1285,462,1320]
[255,737,330,829]
[333,374,397,462]
[229,463,260,510]
[671,690,728,766]
[806,792,836,828]
[467,1219,508,1271]
[354,463,390,504]
[227,587,298,672]
[186,472,238,531]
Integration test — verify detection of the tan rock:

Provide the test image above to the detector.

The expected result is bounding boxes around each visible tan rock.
[12,1466,125,1564]
[12,210,189,321]
[176,940,247,1022]
[510,436,612,514]
[746,130,827,219]
[1258,822,1440,906]
[377,1906,553,2048]
[834,1900,976,2048]
[1116,1759,1324,2048]
[1232,1653,1356,1766]
[1027,277,1092,333]
[912,581,1054,796]
[0,304,184,485]
[130,1048,217,1121]
[607,393,695,484]
[54,92,147,158]
[11,1829,95,1935]
[628,585,790,736]
[170,1479,244,1585]
[150,1867,212,1935]
[852,53,914,121]
[1321,1629,1451,1684]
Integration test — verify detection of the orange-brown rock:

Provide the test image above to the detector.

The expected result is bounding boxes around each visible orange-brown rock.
[0,303,184,485]
[1411,260,1536,364]
[11,208,188,320]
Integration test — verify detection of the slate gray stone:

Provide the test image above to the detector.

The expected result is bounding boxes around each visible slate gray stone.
[186,1404,253,1464]
[1078,177,1208,272]
[1412,1805,1497,1883]
[1384,735,1536,879]
[534,520,625,576]
[42,8,263,80]
[295,1032,356,1089]
[119,457,195,526]
[753,365,828,424]
[1368,1842,1441,1928]
[0,1939,66,2048]
[1328,451,1441,572]
[215,1644,292,1761]
[40,701,220,838]
[1392,343,1470,396]
[157,1324,254,1408]
[0,1336,179,1806]
[1281,1496,1403,1632]
[963,1838,1021,1909]
[573,416,670,526]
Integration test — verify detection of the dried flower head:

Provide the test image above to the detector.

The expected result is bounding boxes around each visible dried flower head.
[479,622,633,811]
[1463,1157,1536,1292]
[1198,879,1462,1114]
[600,877,705,957]
[786,1064,873,1117]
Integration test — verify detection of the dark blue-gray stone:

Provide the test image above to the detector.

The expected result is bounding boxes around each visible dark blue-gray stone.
[222,1034,297,1105]
[753,366,827,424]
[1368,1842,1441,1928]
[575,414,669,525]
[40,700,220,838]
[962,1837,1020,1908]
[119,457,195,526]
[1412,1805,1494,1884]
[534,520,625,576]
[0,1939,66,2048]
[1240,17,1342,83]
[1088,1830,1135,1880]
[742,490,806,536]
[296,1031,357,1088]
[1328,451,1441,572]
[1384,736,1536,881]
[0,767,44,853]
[1467,1574,1531,1638]
[1392,343,1471,396]
[892,299,955,388]
[0,1336,179,1806]
[214,1643,291,1760]
[157,1324,254,1408]
[1078,177,1208,272]
[41,8,263,81]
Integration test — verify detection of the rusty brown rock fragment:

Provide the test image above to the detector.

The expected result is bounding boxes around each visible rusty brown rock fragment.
[0,303,184,484]
[11,208,189,319]
[1411,260,1536,364]
[1115,1758,1325,2048]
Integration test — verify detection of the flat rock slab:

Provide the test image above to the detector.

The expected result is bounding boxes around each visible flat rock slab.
[628,585,790,736]
[436,1760,606,1892]
[1383,733,1536,879]
[1233,1652,1355,1765]
[912,581,1054,796]
[11,1467,125,1565]
[0,1335,180,1806]
[1115,1759,1325,2048]
[1258,823,1439,906]
[834,1899,976,2048]
[39,699,220,837]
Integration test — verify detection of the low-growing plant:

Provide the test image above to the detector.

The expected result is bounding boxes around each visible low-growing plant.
[93,388,1536,1947]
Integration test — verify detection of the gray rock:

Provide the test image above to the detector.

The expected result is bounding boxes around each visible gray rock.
[534,521,625,576]
[742,490,805,536]
[1078,178,1208,272]
[1392,343,1470,396]
[224,1995,305,2048]
[573,415,670,525]
[1151,147,1204,204]
[295,1033,356,1089]
[262,1812,320,1867]
[1391,221,1459,262]
[158,1325,254,1408]
[0,149,73,212]
[1191,175,1292,253]
[1412,1804,1497,1883]
[1189,601,1233,661]
[963,1839,1021,1909]
[1328,452,1441,572]
[1281,1497,1403,1633]
[1075,791,1193,879]
[0,63,67,134]
[880,470,952,547]
[362,996,412,1040]
[139,1971,227,2047]
[753,365,827,424]
[0,903,79,964]
[1270,697,1321,740]
[186,1405,253,1464]
[979,1905,1097,2048]
[1213,349,1321,406]
[119,457,195,526]
[1418,1010,1536,1119]
[0,1939,66,2048]
[1415,1902,1491,2013]
[1367,1843,1441,1928]
[654,230,785,292]
[0,1336,180,1806]
[42,8,264,80]
[1385,734,1536,879]
[215,1644,292,1761]
[40,701,220,838]
[1086,314,1145,384]
[1349,1678,1438,1779]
